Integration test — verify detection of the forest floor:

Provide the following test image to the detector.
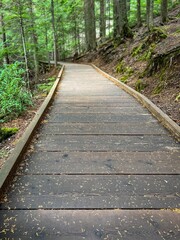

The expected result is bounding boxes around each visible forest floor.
[0,67,59,169]
[77,6,180,126]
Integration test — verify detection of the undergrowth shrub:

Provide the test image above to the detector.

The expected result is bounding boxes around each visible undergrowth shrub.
[0,62,32,122]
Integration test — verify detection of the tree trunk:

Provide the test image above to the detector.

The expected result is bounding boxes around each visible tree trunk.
[127,0,131,17]
[108,0,111,37]
[113,0,129,39]
[51,0,58,66]
[113,0,120,37]
[0,0,10,64]
[146,0,154,30]
[17,0,30,84]
[28,0,39,81]
[84,0,96,51]
[100,0,106,38]
[137,0,142,27]
[161,0,168,23]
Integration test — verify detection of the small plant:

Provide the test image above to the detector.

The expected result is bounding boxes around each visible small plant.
[37,82,54,94]
[0,62,32,122]
[0,127,19,142]
[116,61,126,73]
[175,93,180,101]
[116,61,134,75]
[37,76,56,94]
[135,79,146,92]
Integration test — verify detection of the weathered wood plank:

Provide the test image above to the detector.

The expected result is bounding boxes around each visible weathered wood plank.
[40,122,167,135]
[54,96,136,104]
[0,210,179,239]
[1,175,179,209]
[18,151,180,174]
[57,90,125,96]
[49,106,150,114]
[47,113,157,123]
[36,135,179,152]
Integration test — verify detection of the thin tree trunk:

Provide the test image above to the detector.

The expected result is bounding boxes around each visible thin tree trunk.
[113,0,129,38]
[146,0,154,30]
[100,0,106,38]
[84,0,96,51]
[108,0,111,37]
[51,0,58,67]
[28,0,39,81]
[161,0,168,23]
[127,0,131,17]
[17,0,30,84]
[137,0,142,27]
[113,0,119,37]
[0,0,10,64]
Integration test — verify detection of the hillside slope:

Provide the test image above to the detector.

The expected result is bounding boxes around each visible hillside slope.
[77,7,180,125]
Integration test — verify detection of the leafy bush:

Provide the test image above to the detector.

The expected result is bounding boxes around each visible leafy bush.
[0,62,32,122]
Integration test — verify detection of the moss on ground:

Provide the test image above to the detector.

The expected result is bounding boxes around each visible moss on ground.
[0,127,19,142]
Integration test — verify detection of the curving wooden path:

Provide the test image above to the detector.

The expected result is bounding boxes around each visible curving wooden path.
[0,63,180,239]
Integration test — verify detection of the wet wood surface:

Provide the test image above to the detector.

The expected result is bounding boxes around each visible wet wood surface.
[0,63,180,239]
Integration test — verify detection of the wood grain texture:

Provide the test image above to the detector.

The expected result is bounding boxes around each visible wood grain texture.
[0,210,179,239]
[0,63,179,239]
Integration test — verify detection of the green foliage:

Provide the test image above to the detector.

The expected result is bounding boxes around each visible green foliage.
[36,76,56,95]
[0,62,32,122]
[120,75,129,84]
[153,68,166,94]
[0,127,19,142]
[116,61,134,75]
[139,43,156,61]
[132,27,167,61]
[175,93,180,101]
[135,79,146,92]
[116,60,134,84]
[37,82,54,94]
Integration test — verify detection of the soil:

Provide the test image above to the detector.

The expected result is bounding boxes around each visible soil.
[0,67,59,169]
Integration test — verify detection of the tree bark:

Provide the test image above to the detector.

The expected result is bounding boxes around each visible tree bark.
[100,0,106,38]
[0,0,10,64]
[17,0,30,84]
[161,0,168,23]
[84,0,96,51]
[28,0,39,81]
[137,0,142,27]
[146,0,154,30]
[113,0,129,39]
[51,0,58,66]
[127,0,131,17]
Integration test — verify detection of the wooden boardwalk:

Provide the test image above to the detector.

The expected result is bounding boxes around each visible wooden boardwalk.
[0,63,180,239]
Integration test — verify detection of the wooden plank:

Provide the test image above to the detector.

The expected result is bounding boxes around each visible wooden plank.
[36,135,179,152]
[47,113,157,123]
[40,122,167,135]
[57,90,126,96]
[52,102,141,108]
[19,151,180,174]
[49,106,150,114]
[0,67,65,198]
[92,64,180,141]
[1,175,179,209]
[54,96,136,104]
[0,210,179,239]
[57,86,128,93]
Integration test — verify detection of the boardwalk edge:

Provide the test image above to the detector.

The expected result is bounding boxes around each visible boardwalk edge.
[92,64,180,141]
[0,65,65,198]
